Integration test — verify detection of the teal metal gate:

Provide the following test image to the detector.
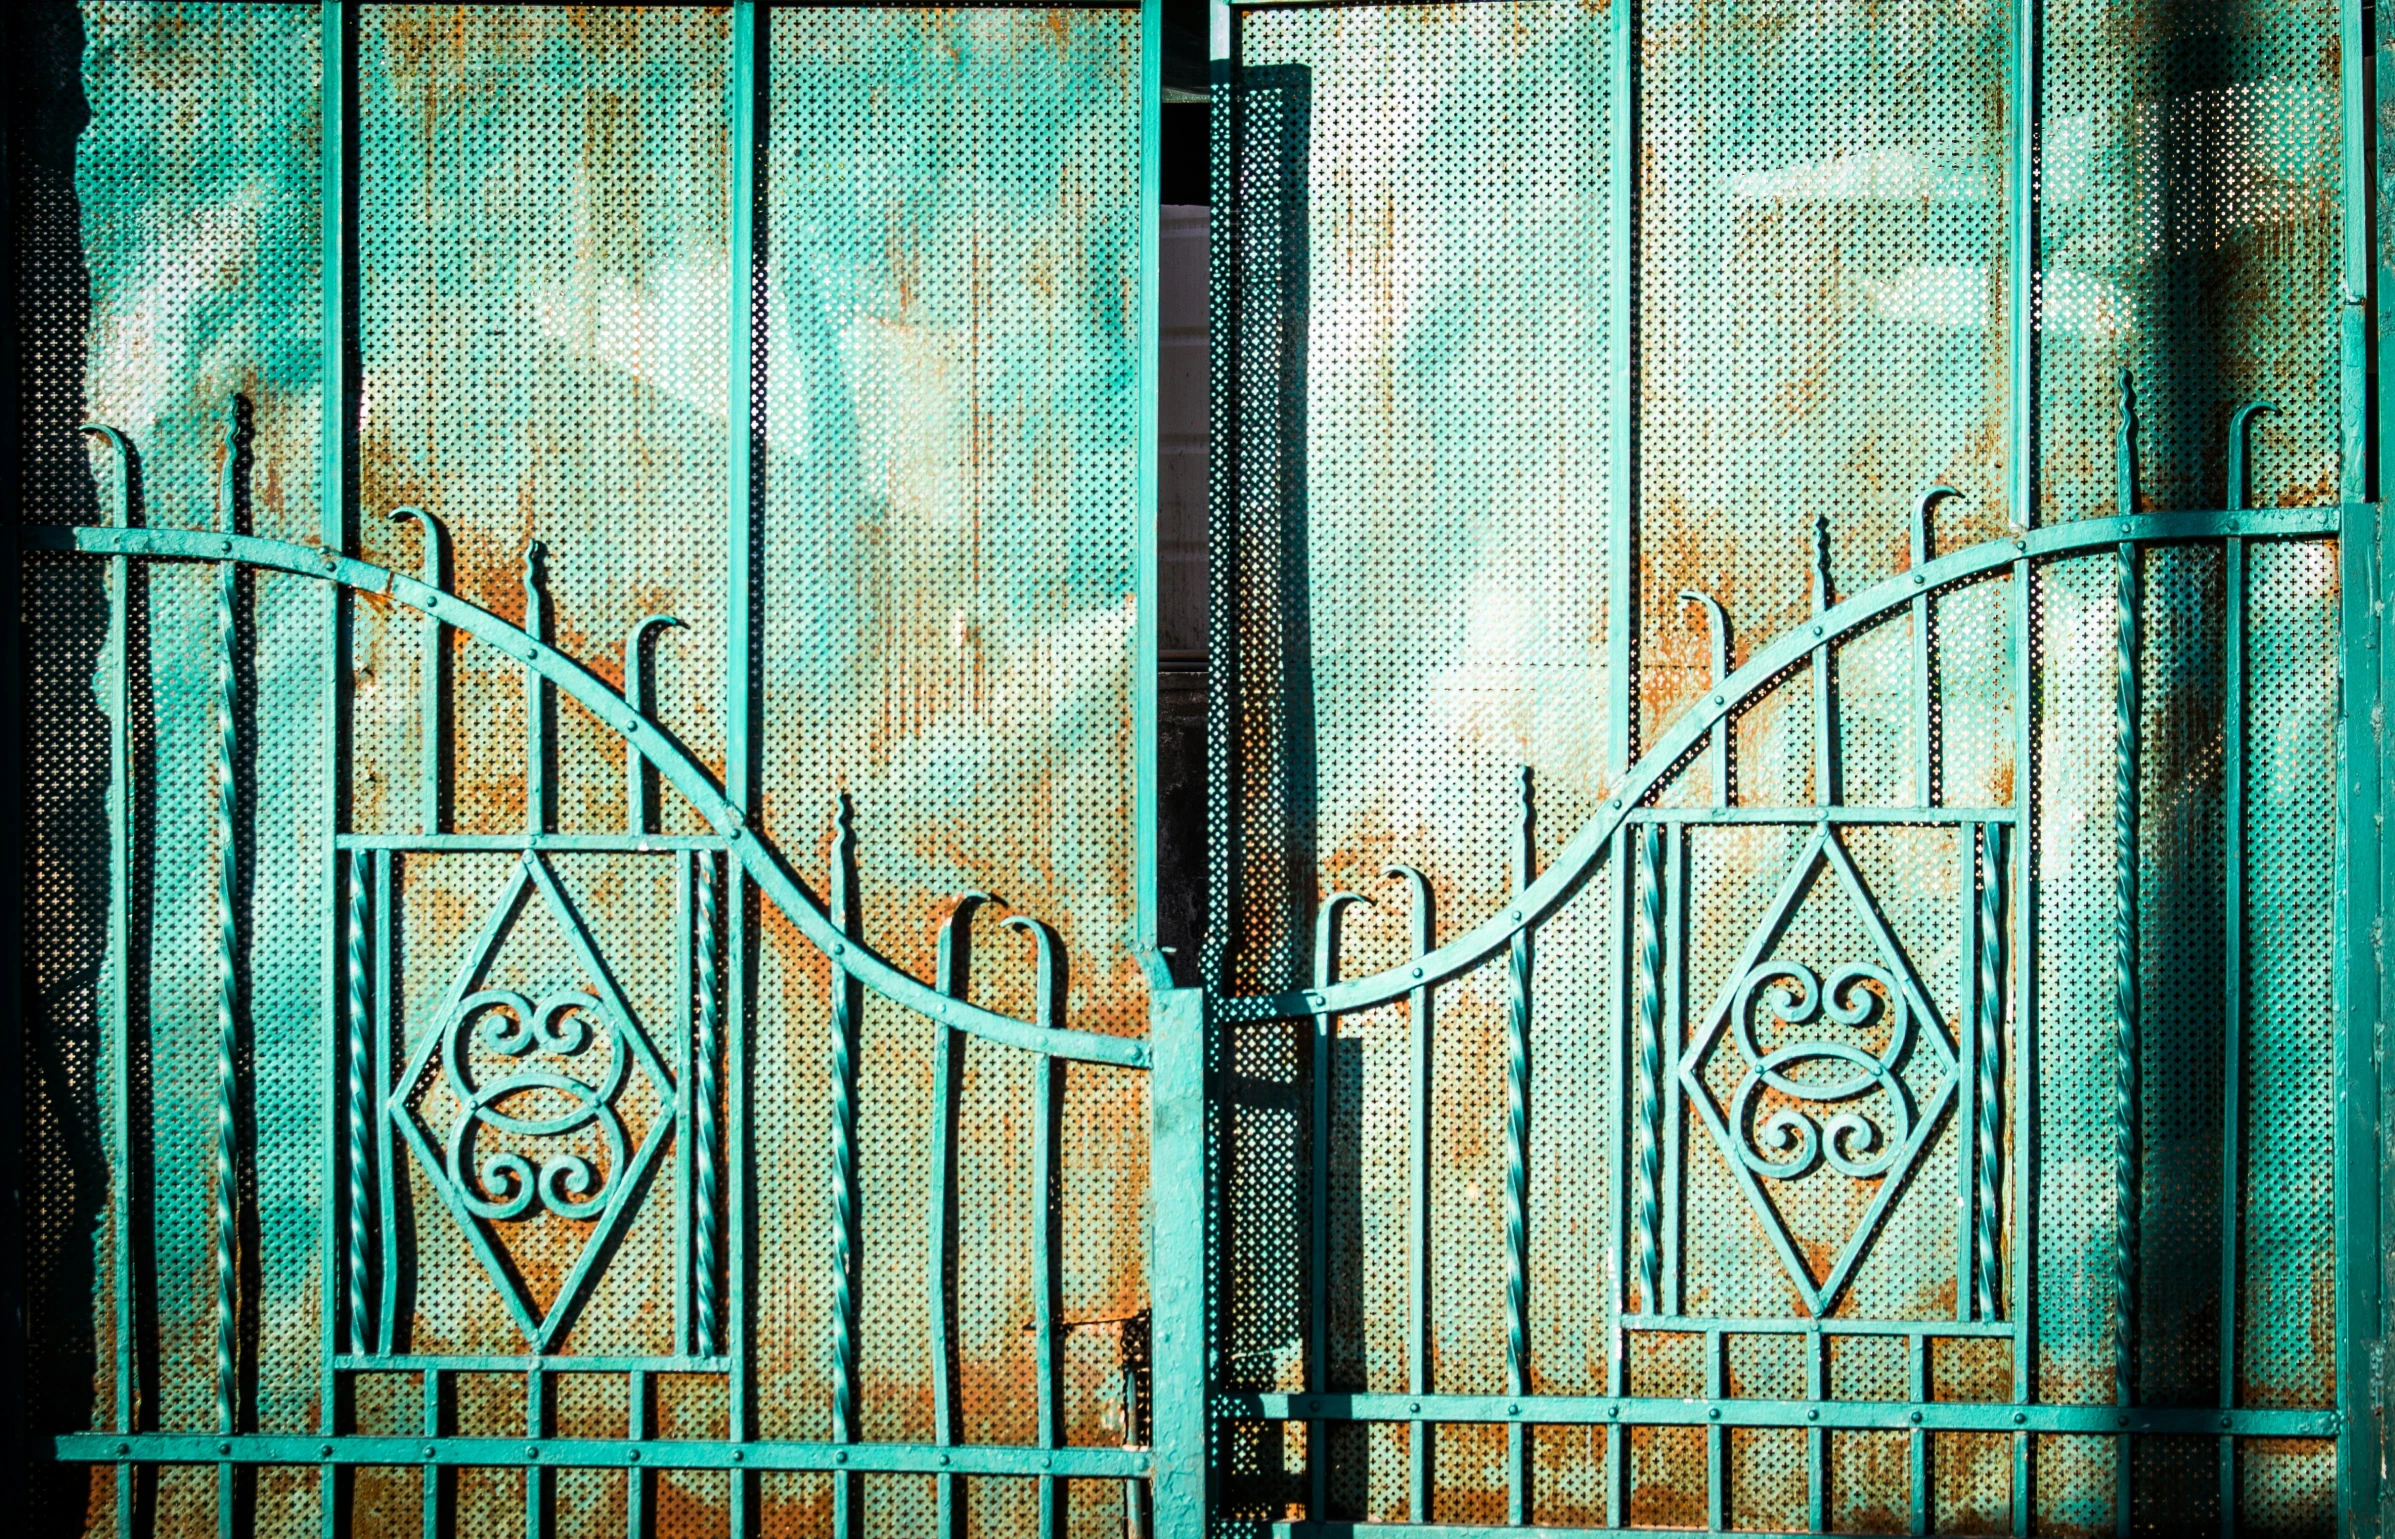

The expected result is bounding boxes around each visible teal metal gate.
[11,2,2395,1537]
[1201,0,2387,1534]
[13,4,1193,1537]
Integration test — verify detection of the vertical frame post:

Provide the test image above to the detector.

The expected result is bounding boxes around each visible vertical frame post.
[2003,0,2041,1523]
[2339,2,2388,1533]
[2218,511,2246,1531]
[1149,987,1208,1539]
[2339,505,2384,1539]
[1136,0,1166,992]
[723,8,763,1535]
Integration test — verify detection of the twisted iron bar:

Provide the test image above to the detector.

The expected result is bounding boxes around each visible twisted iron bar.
[212,407,241,1437]
[1632,822,1664,1314]
[1504,767,1532,1397]
[1973,824,2005,1319]
[1505,769,1534,1523]
[345,849,372,1354]
[828,797,860,1452]
[2112,373,2141,1404]
[695,849,722,1357]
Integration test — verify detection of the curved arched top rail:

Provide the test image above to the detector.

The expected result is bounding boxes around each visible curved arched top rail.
[1212,503,2347,1024]
[22,521,1151,1070]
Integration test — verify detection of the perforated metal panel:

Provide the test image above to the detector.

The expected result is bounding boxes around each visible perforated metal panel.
[1207,0,2366,1533]
[15,6,1163,1538]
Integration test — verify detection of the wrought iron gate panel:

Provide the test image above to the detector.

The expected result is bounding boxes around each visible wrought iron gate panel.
[1206,0,2373,1534]
[15,5,1170,1538]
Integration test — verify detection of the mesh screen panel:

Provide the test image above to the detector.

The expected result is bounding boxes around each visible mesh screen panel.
[20,8,1154,1538]
[1210,0,2352,1531]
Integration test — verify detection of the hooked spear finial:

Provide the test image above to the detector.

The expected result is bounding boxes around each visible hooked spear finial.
[1811,511,1832,615]
[2116,370,2138,517]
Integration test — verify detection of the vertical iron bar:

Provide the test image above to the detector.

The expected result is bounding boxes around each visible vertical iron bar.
[1705,1328,1725,1535]
[1909,1332,1929,1535]
[828,799,861,1535]
[1390,865,1434,1521]
[1956,823,1979,1323]
[524,1363,545,1539]
[1122,1367,1148,1539]
[1812,513,1838,805]
[2113,540,2139,1535]
[85,423,135,1539]
[1034,1054,1061,1539]
[673,852,693,1357]
[373,848,396,1354]
[1605,829,1630,1529]
[1504,767,1533,1524]
[2218,530,2245,1535]
[1009,917,1066,1539]
[1307,892,1364,1521]
[391,507,446,836]
[2004,0,2040,1521]
[213,410,242,1490]
[1680,592,1729,806]
[1631,824,1663,1315]
[345,849,371,1356]
[1661,823,1684,1317]
[522,544,548,836]
[695,850,722,1358]
[930,896,987,1539]
[2111,383,2140,1539]
[1807,1327,1827,1533]
[626,1368,649,1539]
[422,1366,442,1539]
[1912,488,1949,807]
[623,615,679,837]
[1975,823,2005,1323]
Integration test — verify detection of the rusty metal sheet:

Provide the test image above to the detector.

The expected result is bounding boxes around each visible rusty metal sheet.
[16,5,1160,1538]
[1207,0,2354,1532]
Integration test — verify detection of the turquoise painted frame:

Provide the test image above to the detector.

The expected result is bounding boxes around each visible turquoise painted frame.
[28,3,1179,1535]
[1199,0,2390,1532]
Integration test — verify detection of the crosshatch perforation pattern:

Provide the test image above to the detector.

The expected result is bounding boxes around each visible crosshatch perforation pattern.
[7,0,2376,1535]
[21,6,1158,1539]
[1209,0,2354,1532]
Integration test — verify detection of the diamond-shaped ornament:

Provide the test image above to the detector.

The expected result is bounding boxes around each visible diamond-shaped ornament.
[389,853,677,1350]
[1678,826,1955,1315]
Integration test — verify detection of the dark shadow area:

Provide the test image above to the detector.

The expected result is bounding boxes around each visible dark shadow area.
[1203,60,1313,996]
[1160,102,1209,207]
[1203,56,1315,1525]
[10,8,110,1532]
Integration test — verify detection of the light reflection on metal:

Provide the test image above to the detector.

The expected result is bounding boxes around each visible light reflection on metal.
[1384,860,1435,1520]
[390,504,448,835]
[622,613,682,836]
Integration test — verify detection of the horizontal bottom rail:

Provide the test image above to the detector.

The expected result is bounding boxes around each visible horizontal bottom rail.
[56,1433,1150,1479]
[1246,1526,1944,1539]
[1218,1392,2336,1438]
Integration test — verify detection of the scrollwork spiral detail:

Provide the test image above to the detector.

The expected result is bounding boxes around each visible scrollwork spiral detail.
[1728,962,1914,1182]
[440,989,629,1222]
